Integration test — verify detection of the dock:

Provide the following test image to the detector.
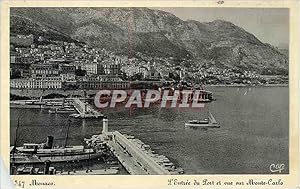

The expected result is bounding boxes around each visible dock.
[85,118,184,175]
[70,98,104,119]
[106,132,170,174]
[10,98,104,119]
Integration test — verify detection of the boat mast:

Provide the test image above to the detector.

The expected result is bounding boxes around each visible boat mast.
[12,117,20,174]
[64,120,71,148]
[88,150,91,172]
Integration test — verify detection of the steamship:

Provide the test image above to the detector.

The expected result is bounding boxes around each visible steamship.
[10,136,103,164]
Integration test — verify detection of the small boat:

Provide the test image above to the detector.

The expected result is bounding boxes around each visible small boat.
[59,168,119,175]
[82,114,104,119]
[56,107,76,114]
[106,160,119,165]
[185,112,220,128]
[48,108,56,114]
[16,166,40,175]
[33,101,46,105]
[10,102,42,109]
[25,101,34,105]
[69,113,104,119]
[69,114,81,118]
[48,106,76,114]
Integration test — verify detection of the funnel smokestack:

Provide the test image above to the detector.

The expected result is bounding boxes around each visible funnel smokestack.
[45,136,54,149]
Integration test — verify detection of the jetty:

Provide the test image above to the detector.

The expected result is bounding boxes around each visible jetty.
[84,118,184,175]
[10,98,103,119]
[70,98,103,119]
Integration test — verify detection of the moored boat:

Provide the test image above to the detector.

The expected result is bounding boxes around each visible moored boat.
[55,107,76,114]
[48,108,56,114]
[11,121,103,165]
[11,138,103,164]
[69,113,104,119]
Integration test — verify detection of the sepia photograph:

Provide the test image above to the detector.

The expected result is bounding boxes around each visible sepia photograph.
[9,7,289,176]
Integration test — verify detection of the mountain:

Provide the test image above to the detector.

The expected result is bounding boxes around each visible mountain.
[278,48,289,57]
[10,7,288,75]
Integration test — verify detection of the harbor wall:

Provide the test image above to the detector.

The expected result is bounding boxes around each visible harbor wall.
[113,131,170,175]
[10,89,100,98]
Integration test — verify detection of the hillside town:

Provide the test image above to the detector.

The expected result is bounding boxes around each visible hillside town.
[10,34,288,91]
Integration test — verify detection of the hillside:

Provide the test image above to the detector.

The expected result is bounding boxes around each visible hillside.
[10,7,288,75]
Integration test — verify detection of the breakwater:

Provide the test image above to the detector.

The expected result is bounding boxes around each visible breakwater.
[10,89,100,98]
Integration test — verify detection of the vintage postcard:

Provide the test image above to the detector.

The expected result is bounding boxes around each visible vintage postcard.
[0,0,299,189]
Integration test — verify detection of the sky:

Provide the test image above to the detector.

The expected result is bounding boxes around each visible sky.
[154,8,289,48]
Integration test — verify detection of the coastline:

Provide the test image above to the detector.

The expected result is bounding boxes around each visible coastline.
[10,83,289,99]
[206,84,289,87]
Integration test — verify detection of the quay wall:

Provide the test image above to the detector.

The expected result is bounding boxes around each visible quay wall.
[10,89,100,98]
[113,131,170,175]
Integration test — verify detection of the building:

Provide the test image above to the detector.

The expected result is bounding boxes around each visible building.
[10,60,31,78]
[76,80,130,90]
[98,75,124,82]
[61,73,76,82]
[103,63,121,75]
[59,64,76,74]
[30,64,59,77]
[10,76,62,89]
[10,53,34,64]
[139,66,149,78]
[97,64,105,75]
[81,63,98,75]
[148,67,161,80]
[76,76,129,90]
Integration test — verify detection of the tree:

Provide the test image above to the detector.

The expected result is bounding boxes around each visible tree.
[75,69,86,76]
[11,69,21,79]
[169,72,180,81]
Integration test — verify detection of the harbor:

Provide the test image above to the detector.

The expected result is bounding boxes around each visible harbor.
[10,113,184,175]
[71,98,104,119]
[10,86,289,174]
[84,118,183,175]
[10,98,104,119]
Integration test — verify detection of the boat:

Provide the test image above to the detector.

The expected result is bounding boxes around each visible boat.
[42,104,73,109]
[16,166,41,175]
[42,98,72,109]
[10,100,43,109]
[69,114,81,118]
[15,164,57,175]
[59,168,119,175]
[69,113,104,119]
[48,108,56,114]
[55,107,76,114]
[11,144,103,164]
[185,112,220,128]
[10,121,103,165]
[47,100,75,114]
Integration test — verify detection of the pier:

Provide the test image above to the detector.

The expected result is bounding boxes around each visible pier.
[11,98,182,174]
[10,98,104,119]
[106,131,170,174]
[71,98,103,118]
[85,118,183,175]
